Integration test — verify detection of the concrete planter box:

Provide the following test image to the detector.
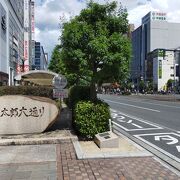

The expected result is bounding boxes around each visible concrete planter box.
[94,131,119,148]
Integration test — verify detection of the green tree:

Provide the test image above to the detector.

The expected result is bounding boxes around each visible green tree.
[60,1,131,101]
[139,80,146,93]
[48,45,62,73]
[167,79,174,90]
[48,45,80,86]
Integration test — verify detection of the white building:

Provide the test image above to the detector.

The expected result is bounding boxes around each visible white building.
[147,49,180,91]
[131,11,180,84]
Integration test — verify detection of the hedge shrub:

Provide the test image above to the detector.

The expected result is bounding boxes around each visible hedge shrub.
[0,86,53,98]
[74,100,110,139]
[68,85,91,108]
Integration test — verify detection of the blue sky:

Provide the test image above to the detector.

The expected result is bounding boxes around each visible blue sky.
[34,0,180,60]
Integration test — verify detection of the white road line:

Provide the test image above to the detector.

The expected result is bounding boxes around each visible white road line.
[110,109,179,132]
[124,98,180,109]
[132,123,143,129]
[133,133,180,163]
[106,100,160,112]
[100,94,180,109]
[112,121,161,131]
[134,132,180,137]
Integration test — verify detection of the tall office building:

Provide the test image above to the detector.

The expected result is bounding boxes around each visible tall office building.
[33,42,48,70]
[131,11,180,84]
[0,0,24,85]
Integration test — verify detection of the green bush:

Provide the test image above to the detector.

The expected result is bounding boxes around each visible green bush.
[74,100,110,139]
[68,85,91,108]
[0,86,53,98]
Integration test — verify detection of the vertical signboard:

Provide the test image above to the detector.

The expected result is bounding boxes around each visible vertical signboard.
[158,59,162,79]
[24,0,29,29]
[24,0,29,72]
[31,1,35,41]
[24,32,29,72]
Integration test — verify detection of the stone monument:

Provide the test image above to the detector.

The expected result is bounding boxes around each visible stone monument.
[0,95,59,135]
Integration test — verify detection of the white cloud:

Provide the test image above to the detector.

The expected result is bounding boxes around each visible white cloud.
[128,3,157,28]
[34,0,180,59]
[150,0,180,23]
[128,0,180,28]
[35,0,86,58]
[35,27,60,59]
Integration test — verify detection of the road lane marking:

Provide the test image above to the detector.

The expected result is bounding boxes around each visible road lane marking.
[112,121,162,131]
[111,110,163,131]
[110,109,179,133]
[100,94,180,109]
[176,146,180,152]
[155,135,178,145]
[106,99,160,112]
[130,123,143,129]
[123,98,180,109]
[134,132,180,163]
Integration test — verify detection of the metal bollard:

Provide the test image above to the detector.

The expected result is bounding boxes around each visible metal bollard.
[109,119,112,132]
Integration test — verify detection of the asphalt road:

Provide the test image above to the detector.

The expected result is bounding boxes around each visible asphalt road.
[98,94,180,169]
[99,94,180,131]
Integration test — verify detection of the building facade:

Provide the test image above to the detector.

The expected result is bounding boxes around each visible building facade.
[0,0,24,85]
[0,0,35,85]
[0,1,8,85]
[131,11,180,86]
[33,42,48,70]
[147,49,180,91]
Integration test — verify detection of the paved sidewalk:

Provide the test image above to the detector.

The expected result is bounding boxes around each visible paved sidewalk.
[0,106,179,179]
[57,141,180,180]
[0,140,179,180]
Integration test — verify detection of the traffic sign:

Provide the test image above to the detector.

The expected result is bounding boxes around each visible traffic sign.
[52,75,67,89]
[53,89,68,98]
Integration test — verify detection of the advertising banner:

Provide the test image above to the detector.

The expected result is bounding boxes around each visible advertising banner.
[24,32,29,72]
[158,59,162,79]
[31,2,35,40]
[24,0,29,28]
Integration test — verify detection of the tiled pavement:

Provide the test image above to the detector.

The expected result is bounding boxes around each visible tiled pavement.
[0,140,179,180]
[0,107,179,180]
[56,140,179,180]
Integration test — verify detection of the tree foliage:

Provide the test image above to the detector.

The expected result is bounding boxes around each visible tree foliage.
[48,45,62,73]
[48,45,82,86]
[167,79,174,89]
[59,1,132,100]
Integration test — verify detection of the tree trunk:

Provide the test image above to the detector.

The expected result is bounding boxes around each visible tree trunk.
[90,59,97,102]
[90,82,97,102]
